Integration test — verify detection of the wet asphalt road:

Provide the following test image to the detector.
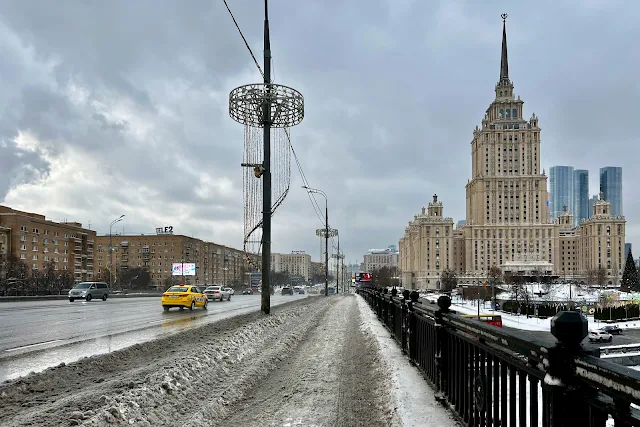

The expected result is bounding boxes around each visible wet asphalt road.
[0,293,311,381]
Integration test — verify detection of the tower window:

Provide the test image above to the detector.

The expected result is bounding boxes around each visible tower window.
[499,109,504,119]
[512,109,517,118]
[506,109,511,119]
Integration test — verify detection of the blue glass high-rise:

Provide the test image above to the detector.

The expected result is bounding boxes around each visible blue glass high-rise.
[573,169,589,226]
[549,166,574,219]
[600,166,623,217]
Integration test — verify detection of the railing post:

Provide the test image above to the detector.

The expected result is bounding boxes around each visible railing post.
[546,311,591,426]
[401,290,410,354]
[435,295,451,402]
[407,291,420,362]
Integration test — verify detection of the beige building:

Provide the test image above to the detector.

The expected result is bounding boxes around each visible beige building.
[271,251,312,280]
[95,231,259,288]
[363,247,399,272]
[399,18,626,290]
[0,205,96,282]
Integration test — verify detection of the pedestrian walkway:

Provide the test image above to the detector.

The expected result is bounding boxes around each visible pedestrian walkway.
[355,295,460,427]
[218,295,459,427]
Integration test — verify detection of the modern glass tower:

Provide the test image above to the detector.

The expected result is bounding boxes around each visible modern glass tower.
[573,169,589,226]
[600,166,623,217]
[549,166,574,219]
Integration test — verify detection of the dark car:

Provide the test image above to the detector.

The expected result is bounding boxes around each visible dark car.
[600,325,623,335]
[242,289,253,295]
[281,286,293,295]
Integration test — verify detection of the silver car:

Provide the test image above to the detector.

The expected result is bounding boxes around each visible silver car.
[68,282,110,302]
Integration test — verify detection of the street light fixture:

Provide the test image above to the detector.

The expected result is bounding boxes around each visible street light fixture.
[109,215,125,288]
[303,186,330,296]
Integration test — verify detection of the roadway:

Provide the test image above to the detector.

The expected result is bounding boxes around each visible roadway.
[0,293,311,382]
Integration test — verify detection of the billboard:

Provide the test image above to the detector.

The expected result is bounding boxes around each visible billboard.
[172,263,196,276]
[355,272,372,283]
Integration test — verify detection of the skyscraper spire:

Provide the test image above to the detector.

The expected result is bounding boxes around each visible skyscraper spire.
[500,13,509,83]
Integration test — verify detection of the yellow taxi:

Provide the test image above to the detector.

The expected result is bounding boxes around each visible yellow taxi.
[161,284,208,311]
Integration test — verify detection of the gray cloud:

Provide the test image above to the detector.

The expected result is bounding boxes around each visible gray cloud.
[0,0,639,262]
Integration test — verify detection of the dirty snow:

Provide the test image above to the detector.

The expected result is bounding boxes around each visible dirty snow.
[355,295,459,427]
[0,297,326,426]
[218,295,400,427]
[0,295,406,427]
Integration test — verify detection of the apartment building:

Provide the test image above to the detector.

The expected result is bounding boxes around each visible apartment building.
[0,226,10,257]
[95,232,259,288]
[271,251,312,281]
[363,246,399,272]
[0,205,96,282]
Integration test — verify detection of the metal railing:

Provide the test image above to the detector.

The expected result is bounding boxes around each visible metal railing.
[358,286,640,427]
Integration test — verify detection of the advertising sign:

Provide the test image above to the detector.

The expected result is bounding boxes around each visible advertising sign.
[355,272,372,283]
[171,263,196,276]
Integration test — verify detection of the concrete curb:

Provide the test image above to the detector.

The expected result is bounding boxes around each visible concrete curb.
[0,293,164,302]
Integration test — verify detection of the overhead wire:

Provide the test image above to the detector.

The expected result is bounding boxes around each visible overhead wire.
[222,0,264,79]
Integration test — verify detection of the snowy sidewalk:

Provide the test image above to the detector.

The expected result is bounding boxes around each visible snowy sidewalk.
[356,296,459,427]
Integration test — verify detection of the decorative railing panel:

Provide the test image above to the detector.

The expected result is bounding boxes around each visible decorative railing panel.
[358,286,640,427]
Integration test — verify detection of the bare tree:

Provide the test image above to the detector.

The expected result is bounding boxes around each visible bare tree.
[585,268,596,289]
[388,266,400,287]
[440,268,457,293]
[488,266,503,307]
[595,266,608,305]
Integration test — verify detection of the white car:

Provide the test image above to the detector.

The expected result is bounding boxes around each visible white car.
[588,330,613,343]
[204,286,231,301]
[224,287,235,296]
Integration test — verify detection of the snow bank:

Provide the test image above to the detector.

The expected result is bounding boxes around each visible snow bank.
[78,300,331,426]
[356,295,458,427]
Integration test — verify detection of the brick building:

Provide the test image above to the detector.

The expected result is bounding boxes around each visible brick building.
[0,205,96,282]
[95,232,259,288]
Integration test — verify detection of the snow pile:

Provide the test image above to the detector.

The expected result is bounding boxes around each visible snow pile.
[80,299,331,426]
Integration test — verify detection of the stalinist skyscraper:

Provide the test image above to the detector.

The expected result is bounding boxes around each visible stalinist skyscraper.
[399,14,626,290]
[463,13,555,273]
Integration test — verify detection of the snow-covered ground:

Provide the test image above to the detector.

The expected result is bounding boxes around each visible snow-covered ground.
[420,294,640,332]
[356,295,458,427]
[1,295,443,427]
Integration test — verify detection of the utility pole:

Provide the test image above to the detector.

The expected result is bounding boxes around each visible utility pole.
[229,0,304,313]
[109,215,124,288]
[325,202,329,296]
[336,236,340,294]
[260,0,273,314]
[307,187,332,297]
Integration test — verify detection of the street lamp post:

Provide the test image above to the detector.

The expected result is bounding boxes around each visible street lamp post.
[336,235,340,294]
[109,215,125,288]
[304,186,330,296]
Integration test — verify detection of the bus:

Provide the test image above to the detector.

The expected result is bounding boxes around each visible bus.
[460,313,503,328]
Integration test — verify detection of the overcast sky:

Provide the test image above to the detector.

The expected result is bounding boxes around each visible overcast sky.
[0,0,637,264]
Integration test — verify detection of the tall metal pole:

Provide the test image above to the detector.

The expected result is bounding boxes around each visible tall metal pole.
[325,202,329,296]
[109,229,113,286]
[261,0,272,314]
[109,215,124,288]
[336,236,340,294]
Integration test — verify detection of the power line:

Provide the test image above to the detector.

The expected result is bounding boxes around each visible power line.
[285,129,326,226]
[222,0,264,79]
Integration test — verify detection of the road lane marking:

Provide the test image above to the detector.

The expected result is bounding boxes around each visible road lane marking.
[5,339,64,352]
